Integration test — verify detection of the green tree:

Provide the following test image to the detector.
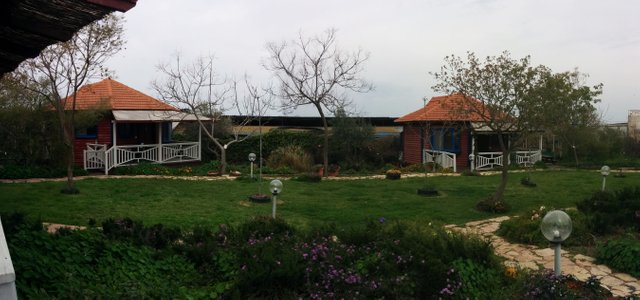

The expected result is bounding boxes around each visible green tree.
[432,51,600,208]
[264,28,372,176]
[329,108,374,170]
[525,70,603,166]
[14,13,125,193]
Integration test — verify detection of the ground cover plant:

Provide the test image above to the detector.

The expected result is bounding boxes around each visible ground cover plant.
[2,213,616,298]
[497,185,640,277]
[2,170,639,229]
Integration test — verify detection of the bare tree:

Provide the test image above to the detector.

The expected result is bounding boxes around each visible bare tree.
[264,28,372,176]
[14,13,125,193]
[152,54,270,174]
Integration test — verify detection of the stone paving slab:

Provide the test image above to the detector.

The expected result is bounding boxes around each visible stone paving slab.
[449,216,640,298]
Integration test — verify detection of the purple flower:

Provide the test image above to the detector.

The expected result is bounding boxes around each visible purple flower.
[379,217,386,224]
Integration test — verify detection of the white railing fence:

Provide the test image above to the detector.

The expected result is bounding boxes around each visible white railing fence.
[475,151,504,170]
[515,150,542,167]
[474,150,542,171]
[0,217,18,300]
[84,142,200,174]
[423,149,457,172]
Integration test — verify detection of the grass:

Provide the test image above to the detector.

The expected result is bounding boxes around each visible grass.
[1,169,638,229]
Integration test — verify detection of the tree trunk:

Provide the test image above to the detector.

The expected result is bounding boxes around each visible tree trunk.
[322,126,329,177]
[220,147,227,174]
[62,123,76,193]
[492,135,509,204]
[492,163,509,203]
[317,105,329,177]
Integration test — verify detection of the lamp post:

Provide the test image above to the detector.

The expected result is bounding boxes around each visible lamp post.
[248,153,256,178]
[540,210,572,276]
[269,179,283,219]
[600,165,610,191]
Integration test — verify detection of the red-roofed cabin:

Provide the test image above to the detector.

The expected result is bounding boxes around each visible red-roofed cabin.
[395,93,541,171]
[68,78,207,174]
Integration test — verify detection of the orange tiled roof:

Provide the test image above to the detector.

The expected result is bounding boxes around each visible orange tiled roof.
[64,78,178,111]
[394,93,486,123]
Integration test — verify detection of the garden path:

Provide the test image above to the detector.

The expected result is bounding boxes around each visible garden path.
[446,216,640,298]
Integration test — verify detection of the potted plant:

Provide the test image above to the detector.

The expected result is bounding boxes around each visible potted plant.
[312,164,324,177]
[248,194,270,203]
[385,169,401,180]
[417,185,439,196]
[328,164,340,176]
[520,176,537,187]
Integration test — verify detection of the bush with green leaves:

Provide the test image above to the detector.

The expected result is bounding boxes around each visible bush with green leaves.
[4,217,204,298]
[576,187,640,234]
[266,144,313,173]
[496,207,594,248]
[226,129,322,163]
[0,164,88,179]
[2,212,619,298]
[596,238,640,277]
[513,270,611,299]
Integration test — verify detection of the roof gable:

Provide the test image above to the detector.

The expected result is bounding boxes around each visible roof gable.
[394,93,486,123]
[64,78,178,111]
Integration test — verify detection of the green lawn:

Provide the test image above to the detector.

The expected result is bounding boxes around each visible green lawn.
[1,169,638,229]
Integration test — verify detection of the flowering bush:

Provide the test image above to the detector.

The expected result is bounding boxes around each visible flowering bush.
[515,270,612,299]
[4,213,617,298]
[385,169,402,179]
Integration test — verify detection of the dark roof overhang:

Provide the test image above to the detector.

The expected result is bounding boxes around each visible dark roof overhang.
[0,0,137,76]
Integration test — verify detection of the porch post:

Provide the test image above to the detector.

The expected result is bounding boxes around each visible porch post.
[539,134,543,151]
[111,121,117,175]
[158,123,163,163]
[470,133,475,171]
[198,125,202,161]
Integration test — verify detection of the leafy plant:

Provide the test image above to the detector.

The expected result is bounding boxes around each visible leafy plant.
[596,238,640,277]
[266,145,313,173]
[576,187,640,234]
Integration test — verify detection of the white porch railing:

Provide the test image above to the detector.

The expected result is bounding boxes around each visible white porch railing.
[0,217,18,299]
[474,150,542,170]
[475,151,504,170]
[515,150,542,167]
[84,142,201,174]
[424,149,457,172]
[83,144,107,170]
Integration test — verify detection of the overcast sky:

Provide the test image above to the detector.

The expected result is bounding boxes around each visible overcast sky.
[107,0,639,123]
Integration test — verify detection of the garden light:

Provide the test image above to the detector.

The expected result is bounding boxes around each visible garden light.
[540,210,572,276]
[269,179,283,219]
[248,153,256,178]
[600,165,610,191]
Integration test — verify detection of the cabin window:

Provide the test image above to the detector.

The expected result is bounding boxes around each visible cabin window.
[75,125,98,139]
[430,128,460,153]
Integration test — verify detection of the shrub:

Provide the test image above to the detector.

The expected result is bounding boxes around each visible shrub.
[0,164,88,179]
[475,197,510,213]
[497,208,594,248]
[596,238,640,277]
[266,145,313,173]
[513,270,611,299]
[576,187,640,234]
[292,173,322,182]
[385,169,401,179]
[101,217,181,250]
[6,222,201,298]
